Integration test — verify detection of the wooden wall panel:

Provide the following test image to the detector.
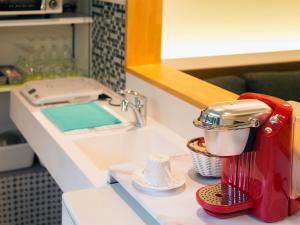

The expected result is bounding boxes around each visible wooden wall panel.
[126,0,162,66]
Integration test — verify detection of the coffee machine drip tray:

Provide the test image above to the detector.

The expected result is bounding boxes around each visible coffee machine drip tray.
[196,184,253,218]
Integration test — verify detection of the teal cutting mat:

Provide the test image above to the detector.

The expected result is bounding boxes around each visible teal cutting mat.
[42,101,122,132]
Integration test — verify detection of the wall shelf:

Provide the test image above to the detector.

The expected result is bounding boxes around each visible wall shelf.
[0,14,92,28]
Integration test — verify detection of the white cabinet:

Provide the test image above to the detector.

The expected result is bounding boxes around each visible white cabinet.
[0,0,92,130]
[0,1,93,223]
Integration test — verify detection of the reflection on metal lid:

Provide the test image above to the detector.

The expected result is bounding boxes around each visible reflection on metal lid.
[194,99,272,130]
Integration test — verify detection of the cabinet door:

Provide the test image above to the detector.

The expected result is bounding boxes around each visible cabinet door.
[62,204,76,225]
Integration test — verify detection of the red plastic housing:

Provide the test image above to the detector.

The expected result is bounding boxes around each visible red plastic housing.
[221,93,295,222]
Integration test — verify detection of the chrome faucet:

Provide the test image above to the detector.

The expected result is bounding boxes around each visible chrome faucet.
[119,89,147,127]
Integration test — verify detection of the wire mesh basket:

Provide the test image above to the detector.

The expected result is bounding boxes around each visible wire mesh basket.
[187,137,223,177]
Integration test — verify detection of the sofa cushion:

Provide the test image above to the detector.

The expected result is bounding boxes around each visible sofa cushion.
[205,75,247,95]
[242,71,300,102]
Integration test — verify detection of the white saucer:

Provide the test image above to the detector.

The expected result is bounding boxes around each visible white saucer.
[132,168,186,192]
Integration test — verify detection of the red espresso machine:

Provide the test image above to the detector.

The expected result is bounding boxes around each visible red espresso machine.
[192,93,300,222]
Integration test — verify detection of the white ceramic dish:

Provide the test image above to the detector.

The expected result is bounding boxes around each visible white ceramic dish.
[132,168,186,192]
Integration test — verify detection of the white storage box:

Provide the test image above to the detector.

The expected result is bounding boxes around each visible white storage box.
[0,143,34,172]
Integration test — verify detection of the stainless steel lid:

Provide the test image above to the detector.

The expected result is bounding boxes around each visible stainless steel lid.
[194,99,272,130]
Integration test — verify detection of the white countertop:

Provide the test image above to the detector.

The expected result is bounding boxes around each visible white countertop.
[10,86,131,191]
[63,181,300,225]
[11,82,300,225]
[63,184,159,225]
[10,84,187,192]
[108,155,300,225]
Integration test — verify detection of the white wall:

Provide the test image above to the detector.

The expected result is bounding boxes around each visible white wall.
[162,0,300,59]
[126,73,202,140]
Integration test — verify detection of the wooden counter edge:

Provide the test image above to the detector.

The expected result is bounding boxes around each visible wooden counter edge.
[126,64,238,109]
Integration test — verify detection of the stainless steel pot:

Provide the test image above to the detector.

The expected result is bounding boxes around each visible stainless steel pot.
[203,128,250,156]
[193,99,272,156]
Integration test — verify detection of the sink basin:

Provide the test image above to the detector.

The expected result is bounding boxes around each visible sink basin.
[74,127,187,170]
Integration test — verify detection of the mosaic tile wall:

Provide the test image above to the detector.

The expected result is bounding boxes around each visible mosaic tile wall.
[0,165,62,225]
[91,0,126,91]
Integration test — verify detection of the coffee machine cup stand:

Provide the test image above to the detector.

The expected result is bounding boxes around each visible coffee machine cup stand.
[191,93,300,222]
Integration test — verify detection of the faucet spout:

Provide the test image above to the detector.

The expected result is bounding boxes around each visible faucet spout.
[119,89,147,128]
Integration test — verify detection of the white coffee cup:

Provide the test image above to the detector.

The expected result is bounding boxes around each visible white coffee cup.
[143,154,174,187]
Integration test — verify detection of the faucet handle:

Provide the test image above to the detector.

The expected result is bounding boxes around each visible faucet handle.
[120,99,129,112]
[118,89,147,127]
[119,89,147,108]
